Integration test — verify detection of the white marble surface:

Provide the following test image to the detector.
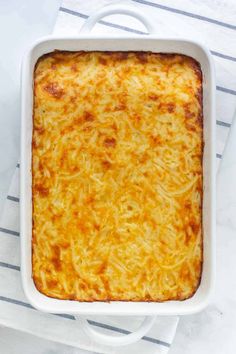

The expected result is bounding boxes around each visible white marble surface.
[0,1,236,353]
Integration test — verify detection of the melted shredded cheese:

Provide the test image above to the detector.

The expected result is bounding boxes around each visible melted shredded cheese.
[32,51,203,301]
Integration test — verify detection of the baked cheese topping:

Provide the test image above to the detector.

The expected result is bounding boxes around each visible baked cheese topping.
[32,51,203,301]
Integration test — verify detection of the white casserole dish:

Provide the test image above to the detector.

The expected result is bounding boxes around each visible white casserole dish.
[20,4,216,346]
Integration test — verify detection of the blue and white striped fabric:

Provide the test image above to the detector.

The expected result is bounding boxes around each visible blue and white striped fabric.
[0,0,236,352]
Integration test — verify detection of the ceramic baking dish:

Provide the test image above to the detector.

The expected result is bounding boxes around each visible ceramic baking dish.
[20,4,216,346]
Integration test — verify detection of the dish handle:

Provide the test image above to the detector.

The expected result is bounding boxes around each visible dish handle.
[80,3,155,34]
[76,315,157,347]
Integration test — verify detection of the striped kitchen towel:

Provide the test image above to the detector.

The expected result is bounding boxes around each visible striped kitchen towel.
[0,0,236,353]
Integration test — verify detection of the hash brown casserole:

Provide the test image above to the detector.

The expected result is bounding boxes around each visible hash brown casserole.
[32,51,203,301]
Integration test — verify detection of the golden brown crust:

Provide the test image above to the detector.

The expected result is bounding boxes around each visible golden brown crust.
[32,51,203,302]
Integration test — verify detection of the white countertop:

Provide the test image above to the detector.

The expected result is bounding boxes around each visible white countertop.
[0,1,235,353]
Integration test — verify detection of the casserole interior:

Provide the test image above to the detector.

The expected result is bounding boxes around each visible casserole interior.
[32,50,203,303]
